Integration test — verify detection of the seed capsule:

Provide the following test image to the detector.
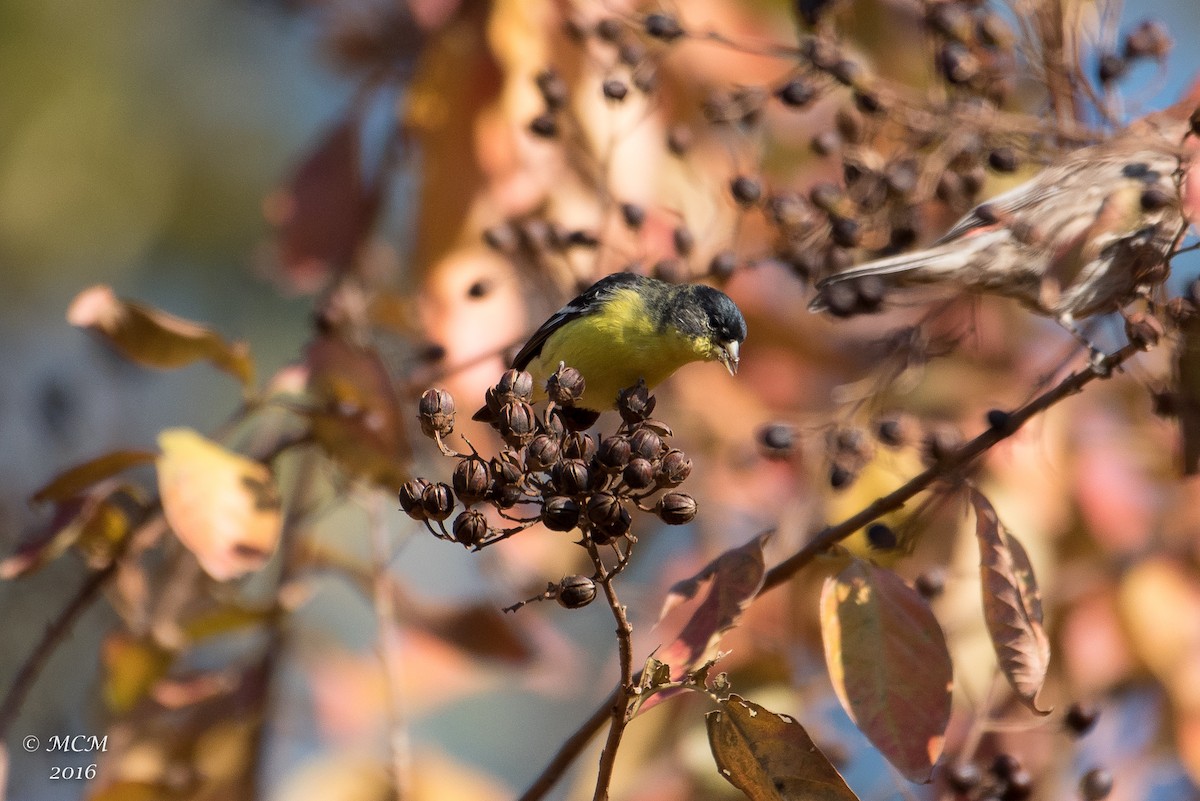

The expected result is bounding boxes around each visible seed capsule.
[542,495,581,531]
[546,365,586,405]
[535,68,568,110]
[644,12,684,41]
[617,380,656,423]
[620,202,646,229]
[586,491,624,529]
[452,509,489,546]
[399,478,431,520]
[452,458,490,505]
[730,175,763,207]
[525,434,562,471]
[496,369,534,403]
[623,458,656,489]
[562,431,597,462]
[629,428,664,461]
[421,482,455,522]
[776,78,816,108]
[553,459,591,496]
[656,492,698,524]
[596,436,632,471]
[499,401,538,447]
[658,449,692,486]
[529,113,558,138]
[418,388,456,438]
[556,575,597,608]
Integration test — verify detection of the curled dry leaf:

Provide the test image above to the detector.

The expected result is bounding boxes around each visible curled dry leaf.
[1,485,133,578]
[655,532,771,675]
[305,334,409,489]
[970,490,1052,714]
[706,694,860,801]
[29,449,156,505]
[820,559,951,783]
[156,428,282,581]
[67,285,254,389]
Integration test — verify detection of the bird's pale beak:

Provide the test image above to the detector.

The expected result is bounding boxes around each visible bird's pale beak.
[718,340,740,376]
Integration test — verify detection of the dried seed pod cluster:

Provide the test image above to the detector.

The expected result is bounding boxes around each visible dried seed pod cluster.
[402,366,699,567]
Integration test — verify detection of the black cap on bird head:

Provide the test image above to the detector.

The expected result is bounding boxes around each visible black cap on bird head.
[676,284,747,376]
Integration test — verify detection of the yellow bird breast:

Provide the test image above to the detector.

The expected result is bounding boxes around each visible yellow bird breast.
[524,289,708,410]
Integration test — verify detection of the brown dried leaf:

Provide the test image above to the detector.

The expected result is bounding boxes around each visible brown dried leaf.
[67,285,254,388]
[30,450,156,505]
[706,694,860,801]
[156,428,282,581]
[656,532,771,675]
[1,488,132,578]
[305,334,409,489]
[820,560,951,783]
[971,490,1052,714]
[264,110,382,293]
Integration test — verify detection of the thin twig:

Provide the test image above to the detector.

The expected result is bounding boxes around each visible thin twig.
[587,541,635,801]
[0,561,118,739]
[370,492,411,801]
[758,340,1143,593]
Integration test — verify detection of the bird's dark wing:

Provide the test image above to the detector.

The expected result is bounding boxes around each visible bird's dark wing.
[511,272,645,369]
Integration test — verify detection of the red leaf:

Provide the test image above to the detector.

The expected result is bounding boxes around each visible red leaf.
[820,559,952,783]
[970,490,1052,714]
[706,694,860,801]
[656,532,770,676]
[265,111,382,293]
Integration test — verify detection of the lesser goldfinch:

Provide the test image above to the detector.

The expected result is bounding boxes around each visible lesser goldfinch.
[478,272,746,417]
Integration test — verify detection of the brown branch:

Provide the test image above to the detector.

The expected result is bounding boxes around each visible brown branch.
[369,492,411,801]
[0,561,118,740]
[586,542,635,801]
[759,339,1143,593]
[515,339,1146,801]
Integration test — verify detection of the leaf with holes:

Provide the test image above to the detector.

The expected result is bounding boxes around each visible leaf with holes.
[820,559,951,783]
[970,490,1051,714]
[655,532,770,675]
[706,694,860,801]
[68,286,253,388]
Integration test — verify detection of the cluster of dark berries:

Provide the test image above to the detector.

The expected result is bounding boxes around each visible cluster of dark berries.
[944,752,1035,800]
[401,365,699,607]
[1098,19,1172,85]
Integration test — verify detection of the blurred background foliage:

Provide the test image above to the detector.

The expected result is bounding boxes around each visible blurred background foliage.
[3,1,1200,800]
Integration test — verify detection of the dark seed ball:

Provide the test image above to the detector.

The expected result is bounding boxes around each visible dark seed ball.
[553,459,591,496]
[1079,768,1113,801]
[623,458,656,489]
[987,147,1019,173]
[529,113,558,138]
[758,423,795,457]
[657,492,697,524]
[596,436,632,471]
[658,449,693,486]
[556,575,597,608]
[562,431,597,462]
[452,509,489,547]
[452,458,491,505]
[730,175,763,206]
[399,478,431,520]
[709,250,737,281]
[915,567,945,599]
[777,78,816,108]
[525,434,562,471]
[602,78,628,101]
[542,495,581,531]
[829,216,861,248]
[629,428,664,461]
[644,12,684,41]
[1064,702,1100,737]
[620,202,646,229]
[421,482,455,522]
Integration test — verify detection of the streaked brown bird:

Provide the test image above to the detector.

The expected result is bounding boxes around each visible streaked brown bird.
[810,117,1196,337]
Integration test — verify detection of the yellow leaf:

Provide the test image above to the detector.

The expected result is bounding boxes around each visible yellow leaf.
[156,428,281,580]
[68,285,254,389]
[102,633,172,713]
